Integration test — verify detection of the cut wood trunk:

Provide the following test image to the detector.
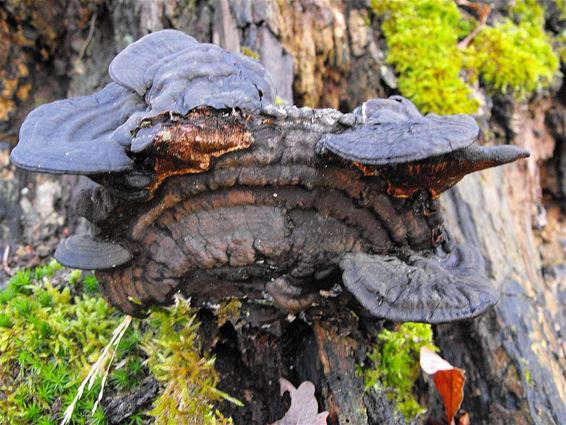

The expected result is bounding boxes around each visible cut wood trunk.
[1,1,564,424]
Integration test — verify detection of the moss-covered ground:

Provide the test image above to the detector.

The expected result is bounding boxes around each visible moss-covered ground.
[0,262,234,424]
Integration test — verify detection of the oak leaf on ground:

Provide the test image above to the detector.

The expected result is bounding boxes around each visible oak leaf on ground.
[270,378,329,425]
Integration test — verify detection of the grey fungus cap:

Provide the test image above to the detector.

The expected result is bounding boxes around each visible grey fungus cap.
[10,83,144,174]
[54,234,132,270]
[108,30,200,96]
[322,95,480,165]
[10,29,275,175]
[340,244,499,324]
[110,29,274,119]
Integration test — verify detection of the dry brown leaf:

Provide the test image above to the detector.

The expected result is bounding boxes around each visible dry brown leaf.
[271,378,329,425]
[458,411,471,425]
[420,347,466,425]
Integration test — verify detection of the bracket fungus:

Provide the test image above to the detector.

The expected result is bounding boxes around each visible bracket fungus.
[10,30,529,324]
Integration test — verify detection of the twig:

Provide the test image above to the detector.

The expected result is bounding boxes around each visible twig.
[455,0,492,49]
[77,14,97,63]
[458,22,486,49]
[3,245,13,276]
[73,13,97,74]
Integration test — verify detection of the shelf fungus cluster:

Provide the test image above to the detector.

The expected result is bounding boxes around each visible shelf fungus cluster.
[10,30,529,323]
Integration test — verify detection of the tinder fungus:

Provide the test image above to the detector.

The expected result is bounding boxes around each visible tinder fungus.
[11,30,529,323]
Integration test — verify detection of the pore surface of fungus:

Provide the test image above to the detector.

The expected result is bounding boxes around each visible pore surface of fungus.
[11,30,528,324]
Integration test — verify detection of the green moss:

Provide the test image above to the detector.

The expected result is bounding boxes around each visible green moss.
[0,312,13,328]
[32,259,62,282]
[216,298,242,326]
[107,328,146,392]
[241,46,259,60]
[469,0,560,98]
[0,267,121,424]
[372,0,560,113]
[82,274,99,293]
[362,323,437,421]
[524,367,533,385]
[67,269,83,286]
[371,0,478,114]
[141,296,239,424]
[519,358,533,385]
[1,264,236,424]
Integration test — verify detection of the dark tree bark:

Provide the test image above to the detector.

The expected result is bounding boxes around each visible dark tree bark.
[0,1,564,424]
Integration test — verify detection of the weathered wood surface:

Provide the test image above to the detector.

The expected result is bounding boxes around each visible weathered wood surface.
[1,1,564,424]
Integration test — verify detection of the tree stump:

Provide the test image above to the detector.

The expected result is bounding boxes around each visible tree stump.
[1,1,564,424]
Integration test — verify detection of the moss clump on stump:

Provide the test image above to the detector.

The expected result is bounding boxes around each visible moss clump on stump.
[142,296,239,425]
[469,0,560,98]
[372,0,560,114]
[362,323,437,421]
[0,261,119,424]
[371,0,478,115]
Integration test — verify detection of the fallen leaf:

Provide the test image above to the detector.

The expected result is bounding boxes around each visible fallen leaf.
[271,378,329,425]
[420,347,466,425]
[458,411,471,425]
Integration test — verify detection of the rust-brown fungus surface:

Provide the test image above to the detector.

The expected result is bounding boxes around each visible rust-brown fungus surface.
[136,108,253,193]
[10,30,530,324]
